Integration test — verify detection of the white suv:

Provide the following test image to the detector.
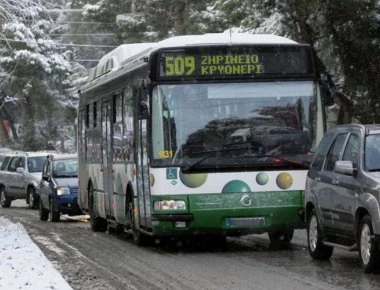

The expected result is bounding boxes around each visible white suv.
[0,151,51,208]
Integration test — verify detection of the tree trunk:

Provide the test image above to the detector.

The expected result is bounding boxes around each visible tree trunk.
[172,3,186,35]
[0,117,10,147]
[20,94,37,151]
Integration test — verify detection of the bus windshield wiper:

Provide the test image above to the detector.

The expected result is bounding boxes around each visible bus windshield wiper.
[181,147,245,172]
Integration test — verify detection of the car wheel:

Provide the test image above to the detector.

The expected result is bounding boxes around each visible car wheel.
[28,188,37,209]
[39,199,49,221]
[0,187,11,208]
[307,208,333,260]
[268,229,294,248]
[359,215,380,273]
[89,186,107,232]
[49,199,60,222]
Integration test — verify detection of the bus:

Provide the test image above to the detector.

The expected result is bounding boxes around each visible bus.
[77,33,331,246]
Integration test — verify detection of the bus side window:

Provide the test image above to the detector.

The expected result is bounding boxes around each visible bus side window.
[123,87,134,162]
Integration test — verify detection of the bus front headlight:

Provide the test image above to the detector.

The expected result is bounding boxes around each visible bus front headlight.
[56,186,70,195]
[154,200,186,210]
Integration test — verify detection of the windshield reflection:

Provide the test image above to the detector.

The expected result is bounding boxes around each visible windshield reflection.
[152,82,318,170]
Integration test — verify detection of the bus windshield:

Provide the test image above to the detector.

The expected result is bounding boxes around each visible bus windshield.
[152,81,321,170]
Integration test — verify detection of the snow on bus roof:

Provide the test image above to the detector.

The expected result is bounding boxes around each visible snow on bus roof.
[98,33,297,68]
[97,42,155,66]
[156,33,298,47]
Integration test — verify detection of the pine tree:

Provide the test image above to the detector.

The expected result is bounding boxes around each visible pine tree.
[0,0,72,150]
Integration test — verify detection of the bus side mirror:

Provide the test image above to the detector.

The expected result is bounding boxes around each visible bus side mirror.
[138,79,150,119]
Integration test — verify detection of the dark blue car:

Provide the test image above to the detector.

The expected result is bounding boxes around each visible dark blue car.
[38,154,82,222]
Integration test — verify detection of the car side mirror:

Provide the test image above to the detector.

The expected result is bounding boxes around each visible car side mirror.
[16,167,25,174]
[334,160,356,176]
[42,175,50,182]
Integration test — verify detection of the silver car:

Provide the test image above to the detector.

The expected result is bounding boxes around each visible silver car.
[0,151,51,209]
[305,124,380,273]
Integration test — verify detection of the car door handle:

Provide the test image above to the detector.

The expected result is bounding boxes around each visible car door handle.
[332,180,339,185]
[314,177,321,181]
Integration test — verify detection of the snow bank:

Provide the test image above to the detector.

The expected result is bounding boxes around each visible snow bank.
[0,217,72,290]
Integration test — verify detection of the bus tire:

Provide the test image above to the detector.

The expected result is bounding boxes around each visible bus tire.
[89,186,107,232]
[127,196,148,246]
[268,229,294,248]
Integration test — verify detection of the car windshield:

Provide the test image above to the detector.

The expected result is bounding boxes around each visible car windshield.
[365,134,380,171]
[53,158,78,178]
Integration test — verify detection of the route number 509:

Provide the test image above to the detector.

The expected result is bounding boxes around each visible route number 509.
[165,56,195,76]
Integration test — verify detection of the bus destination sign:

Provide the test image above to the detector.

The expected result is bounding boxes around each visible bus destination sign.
[165,54,263,77]
[157,46,313,80]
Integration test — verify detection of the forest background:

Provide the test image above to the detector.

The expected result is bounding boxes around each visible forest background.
[0,0,379,151]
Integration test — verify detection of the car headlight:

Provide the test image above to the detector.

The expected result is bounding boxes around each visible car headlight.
[154,200,186,210]
[56,186,70,195]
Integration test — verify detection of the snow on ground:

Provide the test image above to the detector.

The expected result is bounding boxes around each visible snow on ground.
[0,216,72,290]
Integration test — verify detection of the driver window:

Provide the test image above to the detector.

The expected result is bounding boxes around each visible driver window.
[324,133,348,171]
[342,134,359,167]
[8,157,22,172]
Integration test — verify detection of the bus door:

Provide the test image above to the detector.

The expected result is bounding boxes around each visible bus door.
[101,100,114,217]
[136,119,151,228]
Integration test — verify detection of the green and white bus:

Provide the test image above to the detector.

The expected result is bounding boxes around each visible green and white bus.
[77,33,330,246]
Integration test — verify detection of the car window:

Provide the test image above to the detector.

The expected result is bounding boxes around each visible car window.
[324,133,348,171]
[342,133,359,167]
[310,131,335,171]
[0,156,11,171]
[27,156,46,173]
[365,134,380,171]
[8,157,23,172]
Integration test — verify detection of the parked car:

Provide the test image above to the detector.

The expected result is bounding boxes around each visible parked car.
[305,124,380,273]
[38,154,82,222]
[0,151,49,208]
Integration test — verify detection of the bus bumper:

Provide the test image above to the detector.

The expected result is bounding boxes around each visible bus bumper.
[151,207,305,237]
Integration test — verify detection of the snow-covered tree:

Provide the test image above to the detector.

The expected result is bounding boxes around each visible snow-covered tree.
[82,0,214,42]
[0,0,73,150]
[207,0,380,124]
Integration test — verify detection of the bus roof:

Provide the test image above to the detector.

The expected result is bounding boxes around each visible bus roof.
[99,33,297,66]
[157,33,298,47]
[86,33,299,84]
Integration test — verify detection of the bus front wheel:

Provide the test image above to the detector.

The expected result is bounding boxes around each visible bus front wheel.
[127,196,148,246]
[89,185,107,232]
